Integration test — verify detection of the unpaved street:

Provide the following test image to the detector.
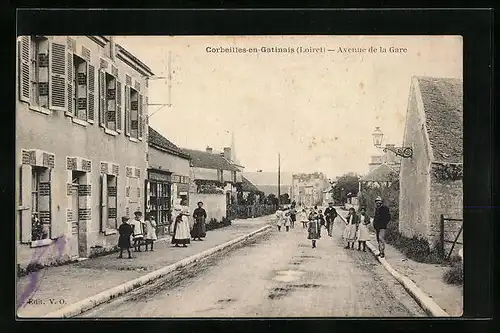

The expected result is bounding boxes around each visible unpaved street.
[80,217,426,317]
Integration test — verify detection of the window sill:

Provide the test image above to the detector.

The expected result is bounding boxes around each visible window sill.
[105,228,118,235]
[105,128,119,136]
[72,118,88,127]
[129,137,139,143]
[28,105,51,115]
[30,238,53,248]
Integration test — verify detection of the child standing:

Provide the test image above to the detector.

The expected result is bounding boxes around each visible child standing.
[275,206,284,232]
[298,209,308,228]
[144,214,158,251]
[131,211,145,252]
[284,211,291,232]
[356,207,370,251]
[118,216,133,259]
[343,207,359,249]
[307,213,321,248]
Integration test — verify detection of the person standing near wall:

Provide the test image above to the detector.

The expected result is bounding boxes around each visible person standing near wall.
[373,196,391,258]
[191,201,207,241]
[131,211,145,252]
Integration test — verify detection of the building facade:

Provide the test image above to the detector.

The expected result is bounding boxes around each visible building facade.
[16,35,153,267]
[291,172,329,207]
[399,76,463,252]
[183,147,242,221]
[147,126,191,238]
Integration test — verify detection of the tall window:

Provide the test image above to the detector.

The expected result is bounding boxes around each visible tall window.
[30,37,49,108]
[129,88,139,138]
[73,54,88,120]
[106,73,117,130]
[31,167,50,241]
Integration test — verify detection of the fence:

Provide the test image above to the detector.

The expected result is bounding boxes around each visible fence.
[227,204,277,220]
[440,214,463,260]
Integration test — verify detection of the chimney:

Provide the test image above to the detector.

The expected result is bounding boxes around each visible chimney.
[206,146,213,153]
[108,36,116,60]
[223,147,232,161]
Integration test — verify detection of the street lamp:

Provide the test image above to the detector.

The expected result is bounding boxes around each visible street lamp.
[372,126,413,158]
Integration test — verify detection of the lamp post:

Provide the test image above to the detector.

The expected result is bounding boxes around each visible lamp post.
[372,126,413,158]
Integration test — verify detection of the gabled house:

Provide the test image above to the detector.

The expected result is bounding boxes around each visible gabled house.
[182,146,242,221]
[399,76,463,253]
[146,126,191,237]
[359,163,400,191]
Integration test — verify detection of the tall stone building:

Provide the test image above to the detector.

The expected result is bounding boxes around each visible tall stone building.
[16,36,154,267]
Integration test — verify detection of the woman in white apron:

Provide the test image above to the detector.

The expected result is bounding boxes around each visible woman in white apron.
[171,205,191,247]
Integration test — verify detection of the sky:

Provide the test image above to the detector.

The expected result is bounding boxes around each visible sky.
[115,36,462,178]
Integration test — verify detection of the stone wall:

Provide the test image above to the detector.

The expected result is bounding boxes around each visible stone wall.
[428,163,463,253]
[189,193,227,222]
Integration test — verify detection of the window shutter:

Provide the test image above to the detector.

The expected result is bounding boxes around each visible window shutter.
[138,94,143,140]
[66,51,74,117]
[100,174,107,232]
[125,86,130,136]
[19,165,32,243]
[49,40,67,111]
[19,36,31,103]
[98,69,106,128]
[87,64,96,123]
[116,81,122,132]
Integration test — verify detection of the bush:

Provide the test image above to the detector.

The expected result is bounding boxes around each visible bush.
[386,230,444,264]
[205,217,232,231]
[443,263,463,285]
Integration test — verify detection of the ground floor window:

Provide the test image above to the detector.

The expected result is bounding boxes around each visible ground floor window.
[149,181,171,227]
[30,166,51,241]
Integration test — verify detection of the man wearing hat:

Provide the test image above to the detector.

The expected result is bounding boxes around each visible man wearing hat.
[373,196,391,258]
[324,202,338,237]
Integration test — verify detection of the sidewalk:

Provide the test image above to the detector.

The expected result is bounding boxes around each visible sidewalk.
[17,216,272,318]
[336,209,462,316]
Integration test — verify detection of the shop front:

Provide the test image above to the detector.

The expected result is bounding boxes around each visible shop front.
[145,169,172,238]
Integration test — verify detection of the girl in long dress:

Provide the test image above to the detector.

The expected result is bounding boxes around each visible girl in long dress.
[144,214,158,252]
[275,207,284,231]
[171,206,191,247]
[343,207,359,249]
[191,201,207,241]
[307,211,321,248]
[356,207,370,251]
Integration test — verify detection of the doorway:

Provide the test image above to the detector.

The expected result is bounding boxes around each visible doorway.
[70,171,87,258]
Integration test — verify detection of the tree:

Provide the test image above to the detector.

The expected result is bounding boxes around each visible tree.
[266,193,278,206]
[333,172,361,203]
[279,193,291,205]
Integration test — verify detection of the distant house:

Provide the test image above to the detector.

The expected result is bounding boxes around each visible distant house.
[243,171,293,198]
[359,163,400,191]
[183,146,242,221]
[291,172,329,207]
[147,126,191,237]
[241,176,261,197]
[399,76,463,253]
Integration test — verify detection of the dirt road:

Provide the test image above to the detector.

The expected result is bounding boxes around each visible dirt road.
[80,217,426,317]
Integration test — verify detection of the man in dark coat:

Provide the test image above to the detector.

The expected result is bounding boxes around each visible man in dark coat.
[191,201,207,241]
[373,196,391,258]
[324,202,338,237]
[118,216,133,259]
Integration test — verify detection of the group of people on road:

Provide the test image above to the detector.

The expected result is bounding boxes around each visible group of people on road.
[278,197,391,258]
[342,196,391,258]
[275,203,298,232]
[116,201,209,259]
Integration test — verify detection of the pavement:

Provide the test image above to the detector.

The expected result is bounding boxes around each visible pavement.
[16,216,272,318]
[78,212,426,317]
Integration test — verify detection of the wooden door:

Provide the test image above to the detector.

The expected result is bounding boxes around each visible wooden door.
[70,184,79,258]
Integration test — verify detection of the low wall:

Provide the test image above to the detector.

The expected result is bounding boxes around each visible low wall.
[189,193,227,222]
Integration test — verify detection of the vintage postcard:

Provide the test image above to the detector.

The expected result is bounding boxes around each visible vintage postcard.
[16,35,463,318]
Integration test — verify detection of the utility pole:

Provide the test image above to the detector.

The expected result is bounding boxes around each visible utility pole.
[277,153,281,206]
